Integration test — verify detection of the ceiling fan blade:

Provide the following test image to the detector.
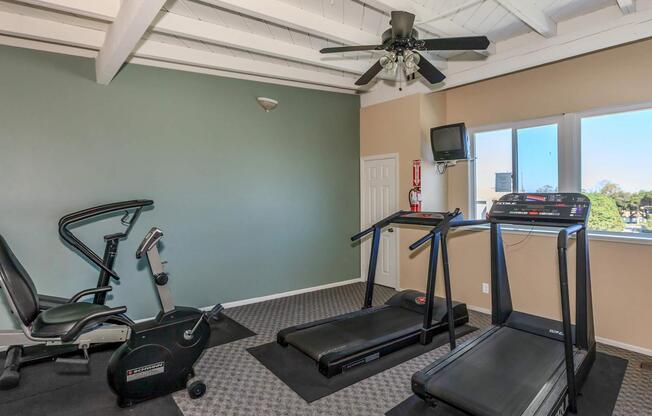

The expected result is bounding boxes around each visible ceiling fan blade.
[390,11,415,39]
[414,52,446,84]
[355,60,384,86]
[419,36,490,51]
[320,45,384,54]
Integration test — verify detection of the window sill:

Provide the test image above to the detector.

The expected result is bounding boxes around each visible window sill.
[457,224,652,246]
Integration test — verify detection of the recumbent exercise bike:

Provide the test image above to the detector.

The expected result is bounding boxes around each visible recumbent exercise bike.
[0,218,222,407]
[6,200,154,371]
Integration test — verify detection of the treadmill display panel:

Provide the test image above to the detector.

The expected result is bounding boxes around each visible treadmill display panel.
[393,212,450,226]
[489,193,590,225]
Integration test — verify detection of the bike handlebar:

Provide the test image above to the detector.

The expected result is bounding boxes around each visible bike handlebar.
[58,200,153,279]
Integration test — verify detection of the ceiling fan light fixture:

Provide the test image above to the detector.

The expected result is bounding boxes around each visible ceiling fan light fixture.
[379,52,397,73]
[403,51,420,76]
[321,10,489,87]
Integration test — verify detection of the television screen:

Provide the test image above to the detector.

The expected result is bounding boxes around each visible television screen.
[430,123,469,161]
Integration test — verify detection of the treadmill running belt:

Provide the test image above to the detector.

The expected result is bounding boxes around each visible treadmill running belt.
[422,327,565,416]
[284,306,423,360]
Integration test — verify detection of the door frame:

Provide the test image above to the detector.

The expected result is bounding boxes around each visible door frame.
[359,152,400,289]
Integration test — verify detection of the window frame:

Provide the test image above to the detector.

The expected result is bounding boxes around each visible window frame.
[467,101,652,242]
[469,115,563,219]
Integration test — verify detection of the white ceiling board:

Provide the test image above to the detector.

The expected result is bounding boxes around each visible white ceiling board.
[266,24,295,44]
[0,8,360,89]
[3,0,648,102]
[154,12,371,73]
[2,0,108,30]
[300,0,323,15]
[18,0,118,20]
[473,3,508,37]
[95,0,167,84]
[456,1,496,31]
[544,0,615,22]
[616,0,636,14]
[323,0,345,22]
[485,8,531,41]
[343,0,365,29]
[201,0,378,44]
[494,0,557,37]
[361,5,386,35]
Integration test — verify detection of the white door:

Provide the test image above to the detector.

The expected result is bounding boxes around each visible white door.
[361,155,398,288]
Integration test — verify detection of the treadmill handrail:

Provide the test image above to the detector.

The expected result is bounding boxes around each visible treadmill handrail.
[409,210,464,251]
[557,224,583,249]
[410,228,439,251]
[58,200,154,279]
[557,223,584,413]
[351,211,407,241]
[450,219,489,228]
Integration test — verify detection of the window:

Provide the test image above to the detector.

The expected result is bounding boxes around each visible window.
[474,129,511,219]
[472,120,559,219]
[581,108,652,234]
[470,103,652,237]
[516,124,558,193]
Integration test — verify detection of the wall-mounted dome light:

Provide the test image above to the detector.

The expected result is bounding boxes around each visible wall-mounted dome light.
[256,97,279,112]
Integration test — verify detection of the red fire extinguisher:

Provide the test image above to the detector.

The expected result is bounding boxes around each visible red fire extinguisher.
[410,160,422,212]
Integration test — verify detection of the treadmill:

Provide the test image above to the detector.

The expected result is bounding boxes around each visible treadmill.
[277,210,470,378]
[411,193,596,416]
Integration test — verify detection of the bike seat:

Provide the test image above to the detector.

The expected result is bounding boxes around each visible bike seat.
[31,303,112,338]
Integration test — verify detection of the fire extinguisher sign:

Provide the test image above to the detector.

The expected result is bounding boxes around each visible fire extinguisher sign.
[412,160,421,187]
[410,160,422,212]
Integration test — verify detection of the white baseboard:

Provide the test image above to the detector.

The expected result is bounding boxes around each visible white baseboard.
[466,304,492,315]
[214,277,364,310]
[465,304,652,357]
[0,278,366,353]
[596,336,652,357]
[8,281,652,359]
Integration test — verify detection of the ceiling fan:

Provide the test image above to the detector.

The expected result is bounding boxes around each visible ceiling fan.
[320,11,490,86]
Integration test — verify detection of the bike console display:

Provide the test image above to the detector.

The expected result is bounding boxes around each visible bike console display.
[489,193,591,226]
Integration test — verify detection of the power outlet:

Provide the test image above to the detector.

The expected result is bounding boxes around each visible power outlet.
[482,283,490,294]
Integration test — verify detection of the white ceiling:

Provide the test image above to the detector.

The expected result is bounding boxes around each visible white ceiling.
[0,0,650,105]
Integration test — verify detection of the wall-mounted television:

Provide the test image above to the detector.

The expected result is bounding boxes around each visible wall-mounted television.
[430,123,469,162]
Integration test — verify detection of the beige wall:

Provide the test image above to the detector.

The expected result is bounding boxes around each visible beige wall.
[360,94,448,293]
[360,38,652,352]
[360,94,422,293]
[445,38,652,128]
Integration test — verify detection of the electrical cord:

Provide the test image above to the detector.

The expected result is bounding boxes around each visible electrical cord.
[505,224,535,247]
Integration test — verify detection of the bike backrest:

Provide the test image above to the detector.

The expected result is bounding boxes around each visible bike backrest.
[0,235,39,326]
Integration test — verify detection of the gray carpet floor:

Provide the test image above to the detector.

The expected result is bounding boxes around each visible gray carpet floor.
[173,282,652,415]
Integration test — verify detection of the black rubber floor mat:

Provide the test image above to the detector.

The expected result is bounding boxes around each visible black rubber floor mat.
[207,314,256,348]
[386,352,628,416]
[247,325,477,403]
[0,349,181,416]
[0,313,255,415]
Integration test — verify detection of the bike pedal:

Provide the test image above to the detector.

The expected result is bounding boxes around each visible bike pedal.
[207,304,224,320]
[55,357,90,374]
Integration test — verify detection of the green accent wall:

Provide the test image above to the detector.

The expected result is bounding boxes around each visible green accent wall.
[0,46,360,328]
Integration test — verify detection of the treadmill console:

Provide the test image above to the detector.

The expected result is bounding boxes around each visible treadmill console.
[489,193,591,225]
[393,211,460,227]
